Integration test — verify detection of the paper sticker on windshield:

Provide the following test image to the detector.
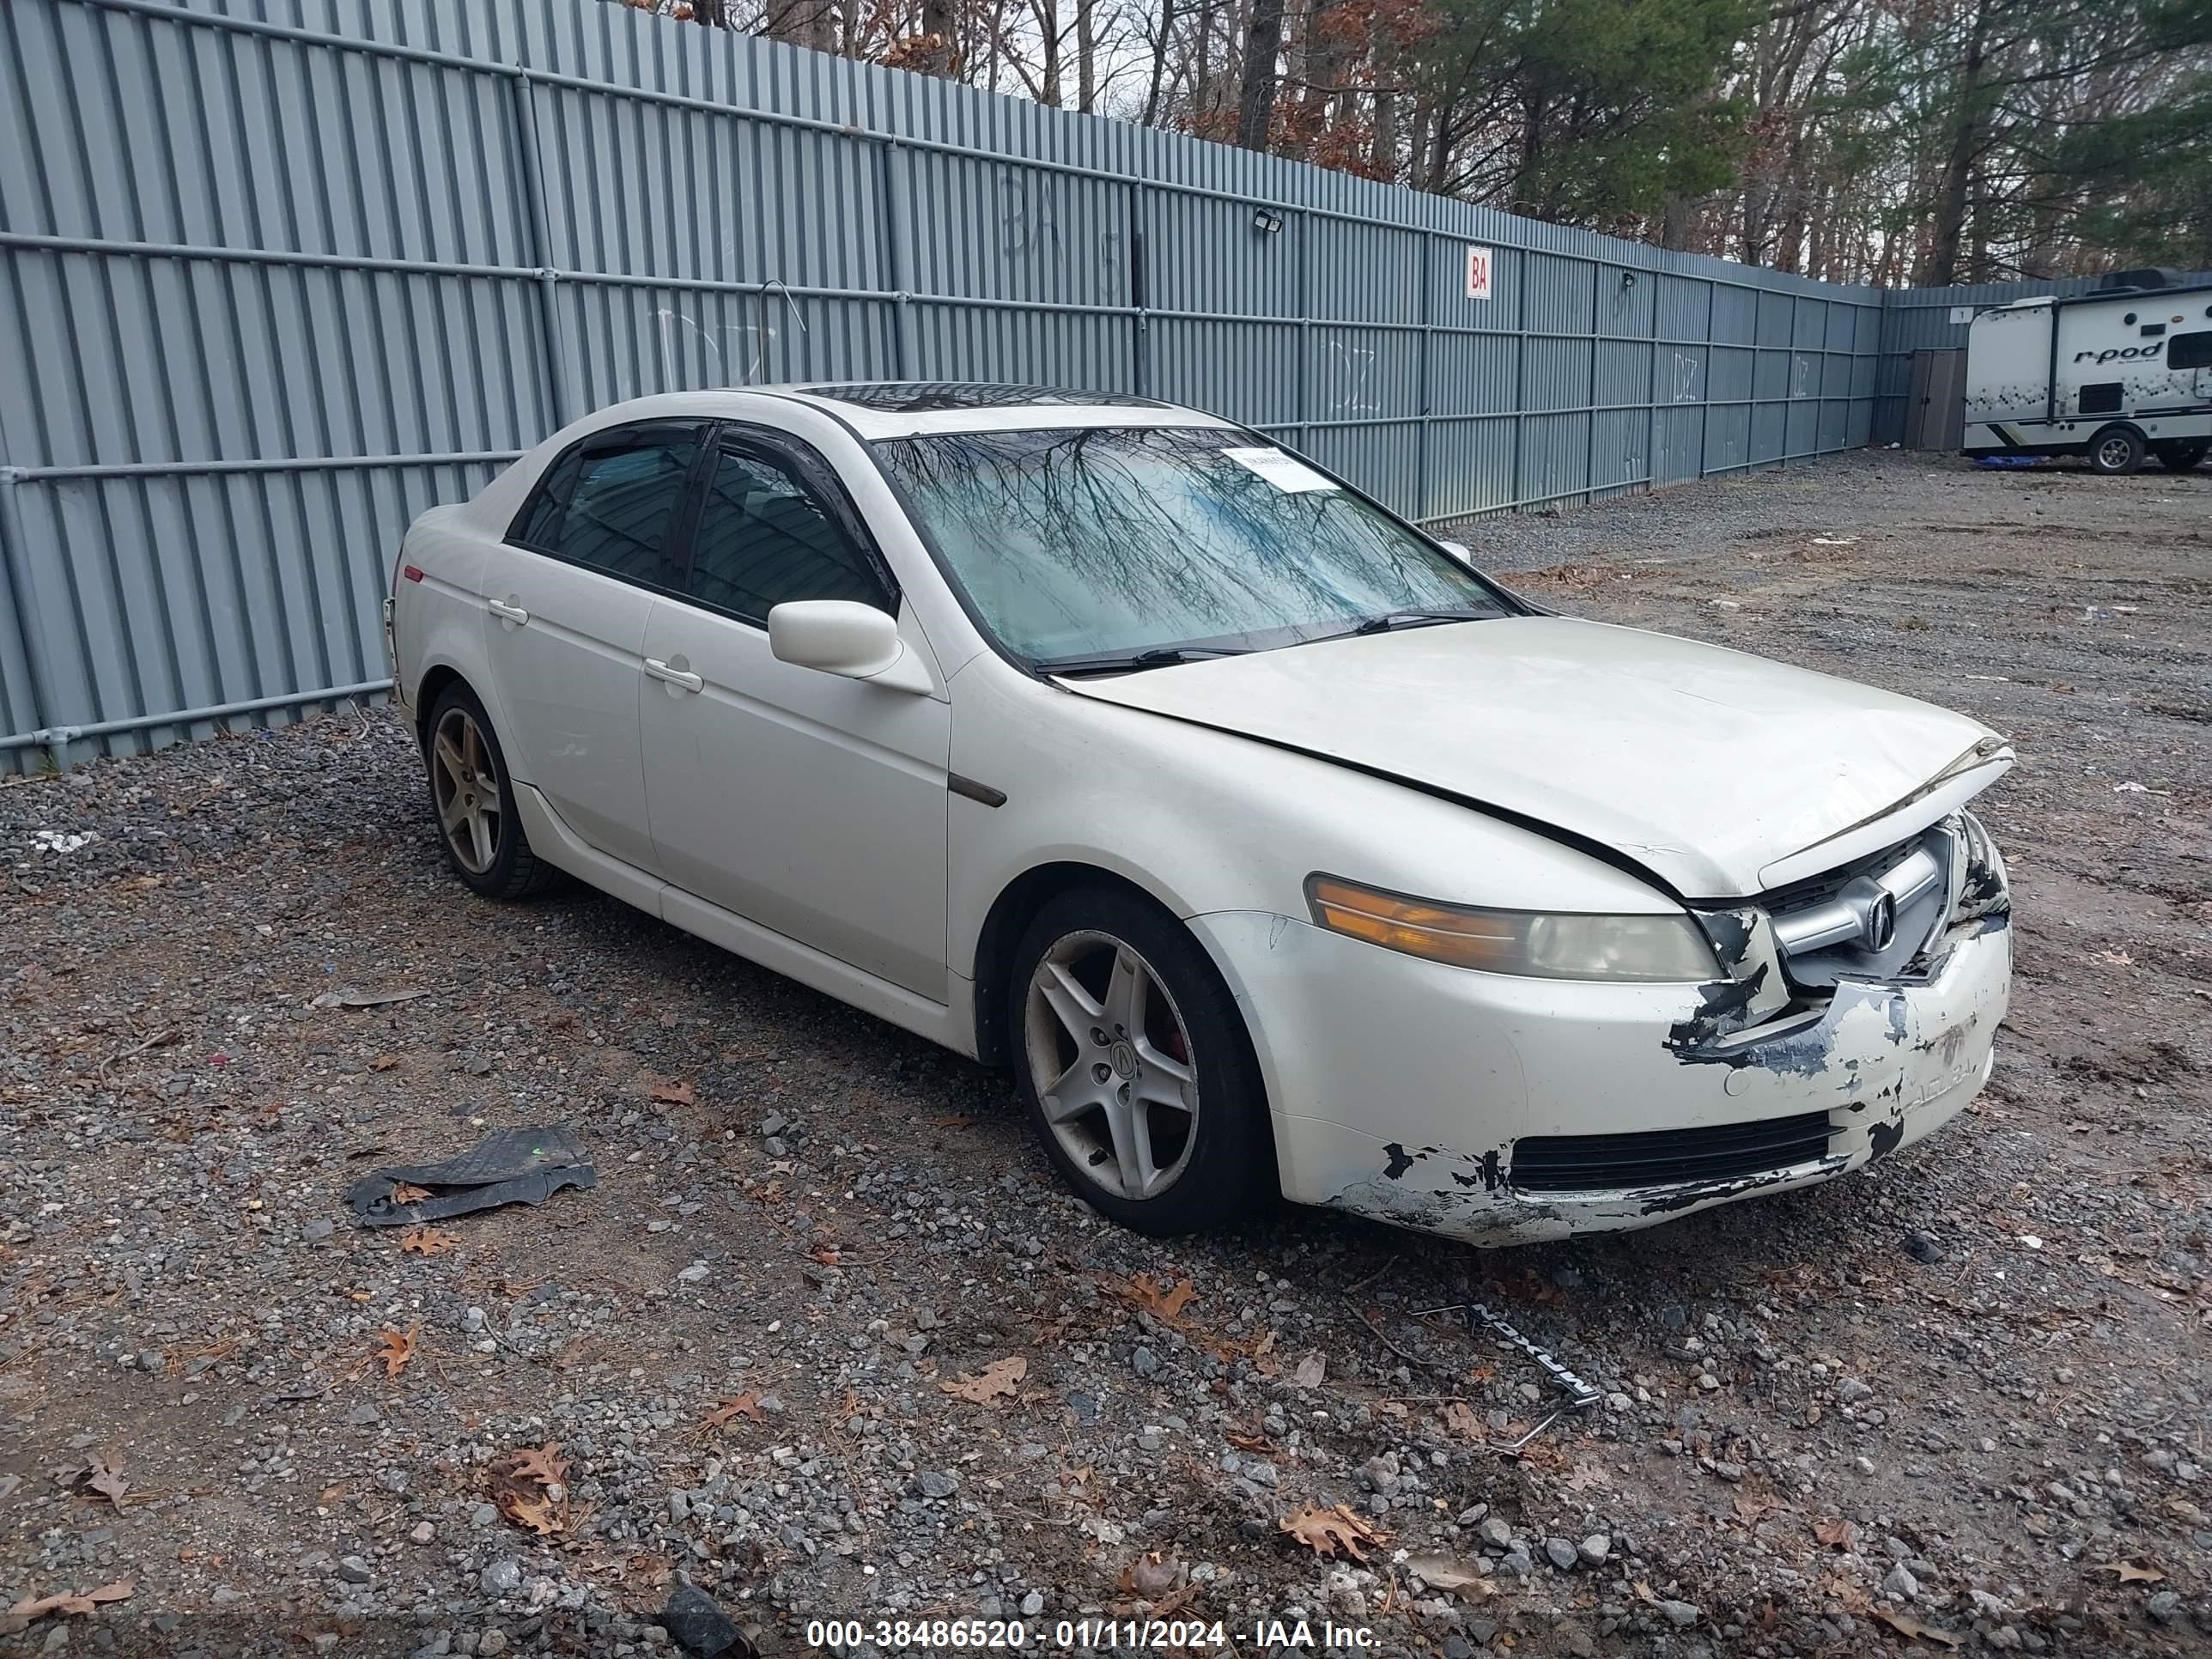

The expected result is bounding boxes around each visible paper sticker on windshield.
[1221,446,1339,493]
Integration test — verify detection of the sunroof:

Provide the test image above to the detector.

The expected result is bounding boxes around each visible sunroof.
[798,382,1166,413]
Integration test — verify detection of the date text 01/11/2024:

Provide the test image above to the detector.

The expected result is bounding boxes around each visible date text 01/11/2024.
[800,1618,1377,1649]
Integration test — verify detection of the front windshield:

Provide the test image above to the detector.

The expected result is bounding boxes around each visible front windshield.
[871,425,1510,666]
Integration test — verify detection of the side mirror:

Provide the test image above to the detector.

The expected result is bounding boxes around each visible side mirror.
[1437,538,1474,564]
[767,601,932,694]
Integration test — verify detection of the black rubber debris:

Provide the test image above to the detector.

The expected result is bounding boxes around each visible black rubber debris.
[1903,1228,1945,1264]
[659,1585,757,1659]
[345,1126,596,1227]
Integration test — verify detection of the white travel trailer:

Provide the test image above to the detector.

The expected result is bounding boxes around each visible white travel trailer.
[1962,271,2212,474]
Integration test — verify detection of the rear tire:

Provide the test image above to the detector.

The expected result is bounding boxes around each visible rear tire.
[2087,426,2144,476]
[2152,440,2208,472]
[1007,885,1273,1236]
[422,684,560,900]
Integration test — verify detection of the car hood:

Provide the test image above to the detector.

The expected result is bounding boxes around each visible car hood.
[1054,616,2008,898]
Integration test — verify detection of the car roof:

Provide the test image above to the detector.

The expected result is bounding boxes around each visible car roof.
[578,383,1241,441]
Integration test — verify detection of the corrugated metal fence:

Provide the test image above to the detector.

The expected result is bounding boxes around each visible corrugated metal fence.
[0,0,2037,768]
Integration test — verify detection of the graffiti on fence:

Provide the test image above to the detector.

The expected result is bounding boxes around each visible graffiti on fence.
[1669,351,1701,403]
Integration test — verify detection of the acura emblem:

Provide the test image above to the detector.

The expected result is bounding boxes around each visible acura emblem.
[1863,890,1898,952]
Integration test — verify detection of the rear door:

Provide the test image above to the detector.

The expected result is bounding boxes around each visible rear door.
[638,426,951,1000]
[479,421,708,872]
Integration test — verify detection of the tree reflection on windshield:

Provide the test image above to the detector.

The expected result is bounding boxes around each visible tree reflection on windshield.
[872,426,1506,665]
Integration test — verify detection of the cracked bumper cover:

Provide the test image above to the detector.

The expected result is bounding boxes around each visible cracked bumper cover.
[1190,908,2010,1245]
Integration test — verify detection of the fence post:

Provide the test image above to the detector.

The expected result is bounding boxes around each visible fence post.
[0,467,67,772]
[1128,180,1148,398]
[879,137,914,380]
[1644,271,1661,493]
[1509,248,1528,511]
[508,68,572,426]
[1583,264,1601,504]
[1698,280,1717,479]
[1414,231,1432,520]
[1294,210,1310,445]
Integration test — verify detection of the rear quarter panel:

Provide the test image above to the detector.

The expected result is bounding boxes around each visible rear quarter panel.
[391,505,492,724]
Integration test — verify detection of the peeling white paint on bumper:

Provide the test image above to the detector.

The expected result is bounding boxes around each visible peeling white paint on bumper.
[1193,910,2011,1244]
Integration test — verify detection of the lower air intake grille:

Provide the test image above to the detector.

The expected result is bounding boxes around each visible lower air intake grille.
[1510,1111,1837,1194]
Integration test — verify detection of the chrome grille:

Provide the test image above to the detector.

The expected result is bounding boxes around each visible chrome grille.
[1765,823,1958,988]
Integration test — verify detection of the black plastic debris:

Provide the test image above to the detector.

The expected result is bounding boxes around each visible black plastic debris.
[1903,1227,1945,1264]
[659,1585,758,1659]
[345,1126,596,1227]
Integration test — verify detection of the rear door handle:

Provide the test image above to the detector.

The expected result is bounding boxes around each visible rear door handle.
[644,657,703,693]
[487,599,529,624]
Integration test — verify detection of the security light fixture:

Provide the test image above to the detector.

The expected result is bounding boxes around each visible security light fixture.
[1252,207,1285,234]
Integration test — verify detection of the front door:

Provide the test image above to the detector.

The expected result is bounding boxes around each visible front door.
[639,428,951,1001]
[478,420,708,872]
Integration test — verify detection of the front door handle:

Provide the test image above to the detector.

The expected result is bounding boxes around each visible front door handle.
[644,657,703,693]
[487,599,529,625]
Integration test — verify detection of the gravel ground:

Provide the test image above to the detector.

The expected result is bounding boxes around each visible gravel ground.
[3,448,2209,1659]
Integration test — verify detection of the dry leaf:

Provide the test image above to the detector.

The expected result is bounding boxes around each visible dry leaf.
[1293,1352,1326,1389]
[701,1393,763,1430]
[1279,1503,1387,1562]
[1442,1401,1482,1440]
[1225,1429,1273,1452]
[649,1078,696,1107]
[2093,1559,2165,1583]
[503,1489,566,1536]
[398,1225,459,1256]
[373,1322,420,1378]
[488,1443,571,1537]
[1812,1516,1858,1551]
[1125,1273,1195,1322]
[388,1182,432,1205]
[0,1580,133,1636]
[502,1443,569,1486]
[1117,1553,1183,1599]
[68,1457,129,1511]
[368,1054,400,1072]
[940,1356,1027,1403]
[1869,1607,1963,1647]
[1406,1554,1496,1598]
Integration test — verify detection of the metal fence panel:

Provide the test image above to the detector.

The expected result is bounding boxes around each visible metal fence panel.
[3,0,1910,766]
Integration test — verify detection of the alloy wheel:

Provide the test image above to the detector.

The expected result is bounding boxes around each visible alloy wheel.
[1024,930,1199,1201]
[2096,434,2135,471]
[430,706,503,875]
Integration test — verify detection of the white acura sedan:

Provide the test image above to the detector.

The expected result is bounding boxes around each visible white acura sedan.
[386,384,2014,1244]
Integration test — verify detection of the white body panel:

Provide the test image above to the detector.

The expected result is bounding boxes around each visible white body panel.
[387,386,2016,1246]
[638,597,952,1000]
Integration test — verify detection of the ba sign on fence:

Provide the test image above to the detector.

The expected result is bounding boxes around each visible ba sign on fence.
[1465,246,1493,301]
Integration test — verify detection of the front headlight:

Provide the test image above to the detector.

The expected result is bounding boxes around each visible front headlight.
[1306,875,1721,982]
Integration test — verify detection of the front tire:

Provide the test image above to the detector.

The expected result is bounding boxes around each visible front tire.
[1008,886,1273,1236]
[2153,440,2208,472]
[2087,426,2144,476]
[422,684,559,899]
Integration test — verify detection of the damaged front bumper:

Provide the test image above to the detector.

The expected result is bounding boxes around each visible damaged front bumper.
[1192,900,2010,1247]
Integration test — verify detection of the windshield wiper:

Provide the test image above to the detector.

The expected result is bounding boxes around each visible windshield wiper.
[1037,646,1249,677]
[1346,608,1492,637]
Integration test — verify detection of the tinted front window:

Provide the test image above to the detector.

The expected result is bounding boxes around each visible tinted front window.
[529,429,699,586]
[687,446,890,622]
[873,426,1507,665]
